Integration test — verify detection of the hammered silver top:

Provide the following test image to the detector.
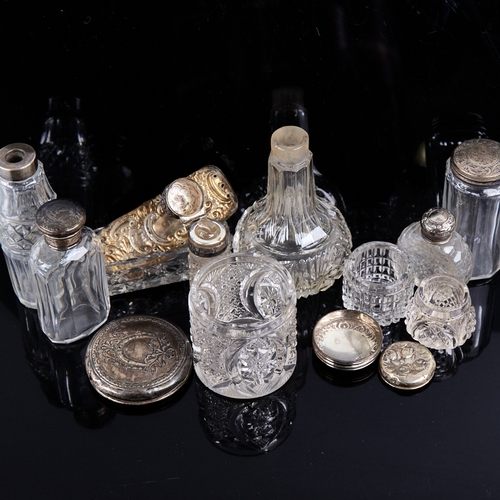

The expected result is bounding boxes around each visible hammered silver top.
[161,177,204,220]
[451,138,500,185]
[378,341,436,390]
[312,309,383,371]
[0,143,37,181]
[188,218,228,257]
[85,315,192,405]
[420,207,455,243]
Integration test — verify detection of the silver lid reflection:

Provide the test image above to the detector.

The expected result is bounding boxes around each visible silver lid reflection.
[188,218,228,257]
[0,143,37,181]
[420,207,455,244]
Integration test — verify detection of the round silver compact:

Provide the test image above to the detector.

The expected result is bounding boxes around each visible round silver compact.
[378,341,436,391]
[312,310,383,371]
[85,315,192,405]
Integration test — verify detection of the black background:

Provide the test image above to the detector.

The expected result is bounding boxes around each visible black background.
[2,1,500,499]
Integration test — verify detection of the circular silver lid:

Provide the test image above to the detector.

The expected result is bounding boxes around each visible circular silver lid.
[0,143,37,181]
[85,315,192,405]
[312,309,383,371]
[35,199,86,250]
[420,207,455,244]
[188,218,228,257]
[450,138,500,185]
[161,177,205,220]
[378,341,436,390]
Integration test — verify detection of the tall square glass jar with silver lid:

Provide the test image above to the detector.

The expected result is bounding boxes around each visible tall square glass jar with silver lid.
[30,199,110,344]
[0,143,56,308]
[443,138,500,280]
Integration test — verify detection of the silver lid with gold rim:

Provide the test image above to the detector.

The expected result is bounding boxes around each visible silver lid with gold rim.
[450,138,500,186]
[312,309,383,371]
[378,340,436,390]
[36,199,86,250]
[85,315,192,405]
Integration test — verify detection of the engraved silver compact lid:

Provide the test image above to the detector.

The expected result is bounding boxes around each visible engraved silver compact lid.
[36,199,86,250]
[0,143,38,181]
[188,218,229,257]
[85,315,192,405]
[378,341,436,391]
[161,177,205,222]
[312,309,383,371]
[450,138,500,185]
[420,207,455,244]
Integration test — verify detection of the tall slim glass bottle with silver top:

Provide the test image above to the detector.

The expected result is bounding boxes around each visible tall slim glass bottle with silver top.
[443,138,500,280]
[397,207,473,286]
[0,143,56,308]
[233,126,352,298]
[30,199,110,343]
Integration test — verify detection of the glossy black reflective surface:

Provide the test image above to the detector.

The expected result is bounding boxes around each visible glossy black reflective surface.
[3,2,500,499]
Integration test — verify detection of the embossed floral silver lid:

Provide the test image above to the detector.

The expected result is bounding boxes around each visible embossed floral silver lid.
[85,315,192,405]
[378,341,436,390]
[450,138,500,185]
[420,207,455,244]
[312,309,383,371]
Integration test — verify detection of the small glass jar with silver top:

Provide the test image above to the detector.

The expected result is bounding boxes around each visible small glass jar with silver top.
[0,143,56,308]
[443,138,500,280]
[397,207,473,286]
[188,217,230,281]
[30,199,110,343]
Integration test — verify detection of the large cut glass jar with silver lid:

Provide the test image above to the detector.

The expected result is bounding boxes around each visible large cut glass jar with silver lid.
[233,126,351,298]
[397,207,473,286]
[0,143,56,308]
[443,138,500,280]
[30,199,110,344]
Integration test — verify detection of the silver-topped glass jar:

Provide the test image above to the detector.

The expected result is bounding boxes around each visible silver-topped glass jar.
[30,199,110,343]
[397,207,473,286]
[188,217,230,281]
[443,138,500,280]
[0,143,56,308]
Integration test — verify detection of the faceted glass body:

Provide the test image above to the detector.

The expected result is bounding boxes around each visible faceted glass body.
[233,126,351,298]
[443,159,500,280]
[30,227,110,343]
[342,242,414,326]
[189,253,297,399]
[405,274,476,349]
[397,220,473,286]
[0,162,56,308]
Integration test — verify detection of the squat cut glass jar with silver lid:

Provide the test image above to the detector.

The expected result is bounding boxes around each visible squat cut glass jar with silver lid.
[0,143,56,308]
[397,207,473,286]
[30,199,110,344]
[443,138,500,280]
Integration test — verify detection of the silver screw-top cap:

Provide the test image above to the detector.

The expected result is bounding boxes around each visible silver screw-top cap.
[161,177,205,222]
[420,207,455,244]
[36,199,86,250]
[450,138,500,185]
[188,218,229,257]
[0,143,38,181]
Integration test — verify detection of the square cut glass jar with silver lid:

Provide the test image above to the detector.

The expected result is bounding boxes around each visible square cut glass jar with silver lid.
[30,199,110,344]
[443,138,500,280]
